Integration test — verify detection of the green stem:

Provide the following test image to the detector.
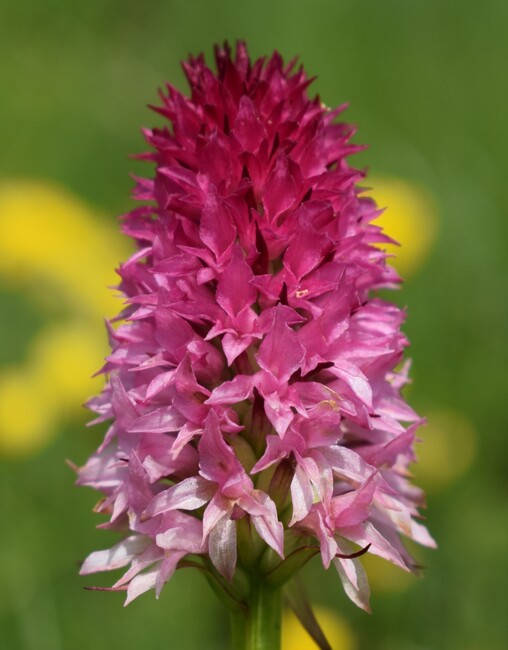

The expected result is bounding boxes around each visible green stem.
[231,580,282,650]
[230,609,248,649]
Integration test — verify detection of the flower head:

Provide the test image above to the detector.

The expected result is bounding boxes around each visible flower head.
[78,42,435,611]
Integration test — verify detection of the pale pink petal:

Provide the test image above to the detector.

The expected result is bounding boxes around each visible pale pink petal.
[289,463,314,525]
[332,360,373,409]
[155,552,185,597]
[208,516,237,581]
[124,568,159,605]
[333,556,371,613]
[323,446,376,484]
[342,521,408,570]
[198,410,246,488]
[332,476,377,528]
[144,476,215,518]
[128,406,184,434]
[202,492,234,541]
[242,491,285,558]
[80,536,151,575]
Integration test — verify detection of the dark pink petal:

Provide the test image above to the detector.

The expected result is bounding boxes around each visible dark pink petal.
[283,228,332,280]
[145,370,176,400]
[154,308,195,360]
[221,332,255,366]
[206,375,254,405]
[110,374,139,430]
[262,152,299,221]
[233,95,267,152]
[256,309,305,383]
[199,190,236,261]
[216,244,257,317]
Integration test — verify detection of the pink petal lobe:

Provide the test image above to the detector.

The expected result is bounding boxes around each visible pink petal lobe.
[256,309,305,383]
[216,243,256,317]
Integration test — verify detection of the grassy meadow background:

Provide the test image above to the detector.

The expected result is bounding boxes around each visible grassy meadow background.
[1,1,507,648]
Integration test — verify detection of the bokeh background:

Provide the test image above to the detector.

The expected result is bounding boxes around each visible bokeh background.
[1,1,507,648]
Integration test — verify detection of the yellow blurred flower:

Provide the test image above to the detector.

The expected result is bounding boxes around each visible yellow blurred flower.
[360,553,417,594]
[0,180,129,456]
[282,605,356,650]
[0,179,127,318]
[367,177,438,277]
[0,323,107,456]
[415,408,477,491]
[0,368,55,455]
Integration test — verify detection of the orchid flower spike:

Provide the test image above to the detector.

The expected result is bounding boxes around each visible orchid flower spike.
[77,41,435,617]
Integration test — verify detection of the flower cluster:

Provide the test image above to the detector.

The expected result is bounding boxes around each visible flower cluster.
[78,42,435,610]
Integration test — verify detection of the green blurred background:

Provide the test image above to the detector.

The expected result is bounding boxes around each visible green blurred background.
[1,1,507,648]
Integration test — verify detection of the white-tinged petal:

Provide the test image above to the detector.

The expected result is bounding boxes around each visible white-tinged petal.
[333,556,371,613]
[248,492,285,558]
[342,521,408,570]
[124,568,159,606]
[209,516,237,581]
[289,463,313,525]
[202,492,233,541]
[333,361,373,409]
[323,446,376,484]
[80,535,151,575]
[114,545,163,587]
[155,551,185,597]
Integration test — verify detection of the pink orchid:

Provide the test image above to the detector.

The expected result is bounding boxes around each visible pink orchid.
[77,42,434,618]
